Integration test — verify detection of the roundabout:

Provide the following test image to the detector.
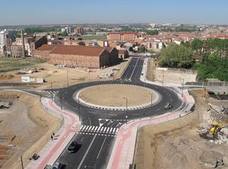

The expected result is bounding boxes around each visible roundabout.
[75,84,160,111]
[56,57,182,120]
[54,57,184,169]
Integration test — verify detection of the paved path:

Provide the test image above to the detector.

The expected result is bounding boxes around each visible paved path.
[26,98,80,169]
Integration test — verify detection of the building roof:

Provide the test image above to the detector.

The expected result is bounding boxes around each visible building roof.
[50,45,105,56]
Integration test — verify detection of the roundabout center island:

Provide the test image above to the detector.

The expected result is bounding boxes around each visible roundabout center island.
[76,84,159,110]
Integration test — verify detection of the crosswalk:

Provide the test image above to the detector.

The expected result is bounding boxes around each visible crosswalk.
[46,91,59,98]
[79,125,119,137]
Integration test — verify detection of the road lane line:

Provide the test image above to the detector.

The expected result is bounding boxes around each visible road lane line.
[96,137,108,160]
[77,135,97,169]
[129,57,140,80]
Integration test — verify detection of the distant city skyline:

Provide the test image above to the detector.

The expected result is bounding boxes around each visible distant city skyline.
[0,0,228,26]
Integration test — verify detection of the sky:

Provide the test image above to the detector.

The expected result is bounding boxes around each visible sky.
[0,0,228,26]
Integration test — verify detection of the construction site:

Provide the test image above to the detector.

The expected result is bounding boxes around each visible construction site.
[0,91,61,169]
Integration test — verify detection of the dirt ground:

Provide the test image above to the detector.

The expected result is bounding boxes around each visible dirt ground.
[79,84,154,107]
[147,58,197,85]
[0,59,130,89]
[134,90,228,169]
[0,91,61,169]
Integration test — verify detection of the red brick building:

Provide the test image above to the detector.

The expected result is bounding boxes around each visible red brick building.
[107,32,138,42]
[34,45,119,68]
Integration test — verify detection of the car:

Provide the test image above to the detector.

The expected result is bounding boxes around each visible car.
[67,141,81,153]
[52,162,65,169]
[164,103,173,110]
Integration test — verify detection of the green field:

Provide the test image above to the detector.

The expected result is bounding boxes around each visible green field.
[0,57,45,73]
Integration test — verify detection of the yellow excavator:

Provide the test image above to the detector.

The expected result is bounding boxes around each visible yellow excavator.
[199,121,223,139]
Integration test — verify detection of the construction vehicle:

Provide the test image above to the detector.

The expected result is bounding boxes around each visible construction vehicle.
[199,121,223,139]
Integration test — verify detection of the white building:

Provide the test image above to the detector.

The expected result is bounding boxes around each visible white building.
[0,30,8,55]
[146,40,165,51]
[61,26,73,34]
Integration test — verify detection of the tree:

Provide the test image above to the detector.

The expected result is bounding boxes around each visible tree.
[159,43,193,68]
[191,39,203,51]
[196,53,228,81]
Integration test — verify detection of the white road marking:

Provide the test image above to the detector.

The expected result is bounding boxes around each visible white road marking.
[77,134,97,169]
[96,137,108,160]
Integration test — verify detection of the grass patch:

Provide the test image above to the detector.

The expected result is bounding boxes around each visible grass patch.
[0,57,46,73]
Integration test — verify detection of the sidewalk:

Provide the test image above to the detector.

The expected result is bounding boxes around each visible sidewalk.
[26,98,80,169]
[107,58,195,169]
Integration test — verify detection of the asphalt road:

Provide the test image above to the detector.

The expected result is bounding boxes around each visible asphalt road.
[51,57,183,169]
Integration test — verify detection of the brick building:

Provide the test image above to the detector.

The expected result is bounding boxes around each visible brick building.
[34,45,119,68]
[107,32,138,42]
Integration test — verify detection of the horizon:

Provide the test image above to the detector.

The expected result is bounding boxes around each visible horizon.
[0,0,228,26]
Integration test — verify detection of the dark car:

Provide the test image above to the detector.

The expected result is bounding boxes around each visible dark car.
[52,162,65,169]
[67,141,81,153]
[164,103,173,110]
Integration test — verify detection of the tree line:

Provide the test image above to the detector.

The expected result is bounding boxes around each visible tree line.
[159,39,228,81]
